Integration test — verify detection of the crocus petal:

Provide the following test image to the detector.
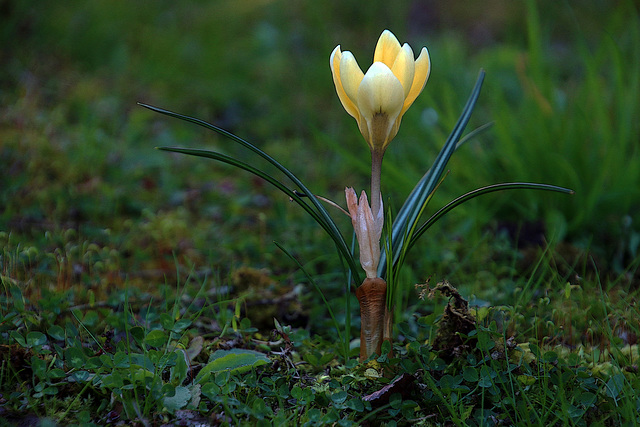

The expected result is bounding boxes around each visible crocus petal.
[401,46,431,115]
[373,29,402,68]
[330,46,360,120]
[339,51,365,110]
[357,63,404,151]
[391,43,416,98]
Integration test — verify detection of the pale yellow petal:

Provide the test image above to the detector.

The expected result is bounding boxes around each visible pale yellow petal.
[339,51,365,111]
[373,29,401,68]
[357,62,404,151]
[401,46,431,115]
[391,43,415,98]
[330,46,360,120]
[357,63,404,119]
[329,45,341,79]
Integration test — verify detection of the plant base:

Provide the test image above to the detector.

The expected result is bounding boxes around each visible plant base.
[356,277,388,361]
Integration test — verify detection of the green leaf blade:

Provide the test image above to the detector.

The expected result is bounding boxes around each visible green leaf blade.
[378,70,486,277]
[194,349,270,384]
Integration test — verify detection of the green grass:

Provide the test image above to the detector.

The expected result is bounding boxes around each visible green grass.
[1,0,640,425]
[2,238,638,425]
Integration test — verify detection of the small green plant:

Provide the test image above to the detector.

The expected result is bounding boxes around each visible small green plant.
[140,29,572,363]
[0,272,282,424]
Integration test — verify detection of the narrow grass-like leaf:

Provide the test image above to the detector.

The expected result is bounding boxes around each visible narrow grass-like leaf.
[378,70,486,278]
[273,241,348,362]
[383,204,395,309]
[140,103,362,284]
[158,147,323,226]
[408,182,574,250]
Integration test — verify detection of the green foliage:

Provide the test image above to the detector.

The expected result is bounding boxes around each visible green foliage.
[405,0,640,258]
[195,349,270,382]
[140,103,362,285]
[1,257,640,424]
[0,273,278,424]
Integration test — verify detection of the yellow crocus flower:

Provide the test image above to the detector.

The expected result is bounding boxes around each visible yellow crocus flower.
[330,29,431,154]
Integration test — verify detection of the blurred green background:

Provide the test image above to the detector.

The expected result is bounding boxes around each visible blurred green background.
[2,0,639,301]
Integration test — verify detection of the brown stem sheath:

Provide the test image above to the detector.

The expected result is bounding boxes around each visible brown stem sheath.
[356,277,388,361]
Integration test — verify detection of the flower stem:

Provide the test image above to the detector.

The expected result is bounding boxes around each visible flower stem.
[370,149,384,215]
